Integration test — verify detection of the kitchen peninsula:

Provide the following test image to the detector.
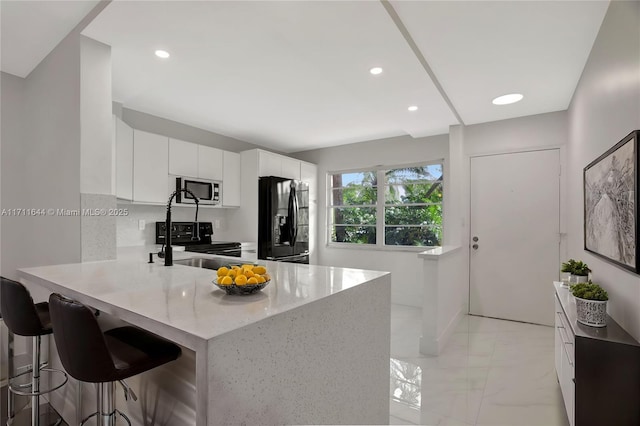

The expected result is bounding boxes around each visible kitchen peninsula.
[18,252,391,425]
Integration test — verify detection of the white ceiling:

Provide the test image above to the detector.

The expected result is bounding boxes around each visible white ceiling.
[2,1,609,153]
[0,0,100,78]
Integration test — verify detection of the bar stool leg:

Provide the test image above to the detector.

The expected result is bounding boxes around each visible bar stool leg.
[7,329,15,424]
[97,382,116,426]
[31,336,40,426]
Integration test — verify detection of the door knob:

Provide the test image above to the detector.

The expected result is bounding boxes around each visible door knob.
[472,236,479,242]
[472,244,479,250]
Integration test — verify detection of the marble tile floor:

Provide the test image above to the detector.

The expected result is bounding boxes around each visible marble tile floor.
[389,304,569,426]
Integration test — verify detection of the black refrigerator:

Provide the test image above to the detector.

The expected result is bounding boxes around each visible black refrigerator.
[258,176,310,264]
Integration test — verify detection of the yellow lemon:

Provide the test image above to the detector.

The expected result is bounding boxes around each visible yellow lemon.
[227,269,237,278]
[219,276,233,286]
[217,266,229,277]
[255,275,266,284]
[262,273,270,282]
[235,275,248,286]
[244,270,255,278]
[247,277,258,285]
[236,269,246,277]
[252,266,267,275]
[242,264,255,270]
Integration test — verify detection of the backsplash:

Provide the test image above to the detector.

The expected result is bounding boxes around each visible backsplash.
[116,204,230,247]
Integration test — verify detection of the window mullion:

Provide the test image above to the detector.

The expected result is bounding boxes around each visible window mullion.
[376,169,385,247]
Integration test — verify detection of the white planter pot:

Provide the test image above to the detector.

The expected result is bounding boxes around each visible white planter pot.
[574,297,607,327]
[570,274,588,283]
[560,272,572,282]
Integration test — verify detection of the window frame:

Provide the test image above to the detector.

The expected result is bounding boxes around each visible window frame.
[327,160,445,250]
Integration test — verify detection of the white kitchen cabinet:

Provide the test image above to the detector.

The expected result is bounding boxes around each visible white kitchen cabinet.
[198,145,223,181]
[258,151,282,177]
[169,138,198,178]
[114,116,133,200]
[222,151,241,207]
[133,130,169,204]
[281,156,301,180]
[258,150,301,180]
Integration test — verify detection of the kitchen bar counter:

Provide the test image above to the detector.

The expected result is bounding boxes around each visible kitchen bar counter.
[18,250,391,425]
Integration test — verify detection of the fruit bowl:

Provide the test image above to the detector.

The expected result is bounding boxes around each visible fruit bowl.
[213,278,271,295]
[213,264,271,295]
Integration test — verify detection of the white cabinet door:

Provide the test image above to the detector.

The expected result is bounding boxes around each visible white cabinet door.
[198,145,223,181]
[133,130,169,203]
[114,116,133,200]
[222,151,241,207]
[258,151,282,177]
[281,156,301,180]
[169,138,198,177]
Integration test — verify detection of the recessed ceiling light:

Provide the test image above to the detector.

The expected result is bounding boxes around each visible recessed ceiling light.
[369,67,383,75]
[408,106,418,112]
[155,50,170,59]
[492,93,523,105]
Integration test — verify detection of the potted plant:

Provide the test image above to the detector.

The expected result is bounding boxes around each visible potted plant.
[571,282,608,327]
[570,261,591,283]
[560,259,576,283]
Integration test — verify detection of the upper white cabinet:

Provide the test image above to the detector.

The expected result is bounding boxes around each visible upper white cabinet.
[133,130,169,204]
[258,151,282,178]
[258,150,301,180]
[114,116,134,200]
[169,139,224,181]
[169,138,198,178]
[198,145,223,181]
[281,156,301,180]
[222,151,241,207]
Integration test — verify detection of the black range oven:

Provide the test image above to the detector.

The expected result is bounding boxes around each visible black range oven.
[155,222,242,257]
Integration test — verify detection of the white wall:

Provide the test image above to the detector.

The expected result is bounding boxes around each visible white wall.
[567,1,640,339]
[121,107,264,153]
[80,36,112,195]
[292,134,449,307]
[0,34,83,281]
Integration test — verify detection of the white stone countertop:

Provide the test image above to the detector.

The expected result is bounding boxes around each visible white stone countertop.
[18,247,389,351]
[418,245,461,259]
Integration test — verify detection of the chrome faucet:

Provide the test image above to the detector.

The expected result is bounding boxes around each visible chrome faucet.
[163,189,200,266]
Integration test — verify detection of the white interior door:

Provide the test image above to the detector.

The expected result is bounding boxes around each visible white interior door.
[469,149,560,326]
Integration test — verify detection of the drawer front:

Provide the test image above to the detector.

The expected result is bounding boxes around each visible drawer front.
[555,294,575,426]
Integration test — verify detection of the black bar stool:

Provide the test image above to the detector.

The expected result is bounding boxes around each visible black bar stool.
[0,277,68,426]
[48,293,182,426]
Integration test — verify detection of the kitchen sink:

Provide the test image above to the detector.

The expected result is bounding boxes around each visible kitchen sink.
[173,257,229,270]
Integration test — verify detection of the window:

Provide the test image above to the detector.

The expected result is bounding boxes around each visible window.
[329,162,443,247]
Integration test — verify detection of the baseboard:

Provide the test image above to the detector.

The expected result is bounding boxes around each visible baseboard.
[419,308,463,356]
[436,308,463,353]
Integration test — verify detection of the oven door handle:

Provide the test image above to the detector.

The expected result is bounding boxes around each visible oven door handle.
[266,252,309,261]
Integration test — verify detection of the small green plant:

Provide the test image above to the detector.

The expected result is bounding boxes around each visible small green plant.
[572,261,591,276]
[571,282,608,301]
[561,259,576,273]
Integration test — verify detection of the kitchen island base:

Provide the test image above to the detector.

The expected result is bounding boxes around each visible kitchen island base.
[199,278,390,425]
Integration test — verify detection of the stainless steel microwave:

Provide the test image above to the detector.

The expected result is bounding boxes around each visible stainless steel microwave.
[175,177,220,205]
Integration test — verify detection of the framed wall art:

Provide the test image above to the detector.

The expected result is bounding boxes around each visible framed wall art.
[584,130,640,273]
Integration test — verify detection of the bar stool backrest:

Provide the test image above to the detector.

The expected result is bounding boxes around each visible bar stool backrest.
[49,293,117,383]
[0,277,45,336]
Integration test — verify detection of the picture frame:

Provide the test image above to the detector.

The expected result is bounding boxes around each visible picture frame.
[584,130,640,274]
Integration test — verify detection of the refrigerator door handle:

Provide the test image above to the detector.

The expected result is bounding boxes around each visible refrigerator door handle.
[291,186,299,246]
[287,185,295,245]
